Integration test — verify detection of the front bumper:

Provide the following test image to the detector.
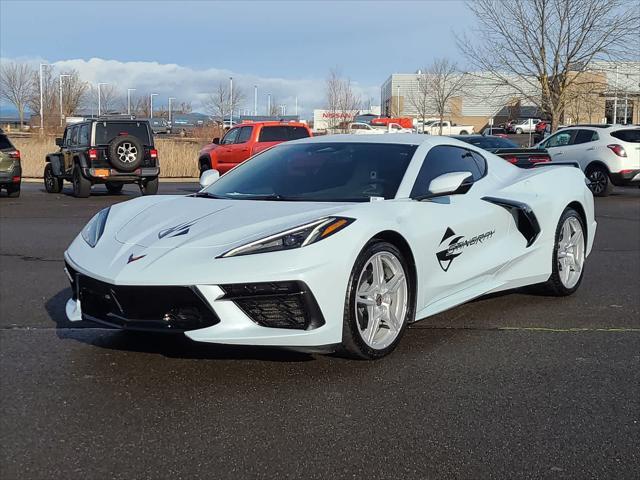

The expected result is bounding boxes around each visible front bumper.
[609,169,640,186]
[63,240,352,347]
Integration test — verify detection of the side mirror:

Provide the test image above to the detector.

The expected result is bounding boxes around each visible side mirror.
[199,169,220,189]
[425,171,474,198]
[212,138,220,145]
[55,137,64,147]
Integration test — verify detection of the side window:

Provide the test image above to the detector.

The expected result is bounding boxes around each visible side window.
[69,126,79,146]
[469,150,487,177]
[62,128,71,146]
[78,124,90,146]
[573,129,598,145]
[221,128,240,145]
[235,126,253,144]
[410,145,483,198]
[545,130,574,148]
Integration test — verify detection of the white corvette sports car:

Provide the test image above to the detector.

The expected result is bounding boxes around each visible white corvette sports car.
[64,134,596,359]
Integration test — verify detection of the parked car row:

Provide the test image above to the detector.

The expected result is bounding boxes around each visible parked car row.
[468,125,640,196]
[2,119,638,200]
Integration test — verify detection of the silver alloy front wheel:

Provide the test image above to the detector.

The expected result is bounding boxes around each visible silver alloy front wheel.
[116,142,138,163]
[557,216,585,289]
[355,251,409,350]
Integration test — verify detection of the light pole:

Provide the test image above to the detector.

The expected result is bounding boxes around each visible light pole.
[97,82,109,117]
[254,85,258,116]
[267,94,271,116]
[59,74,71,126]
[150,93,158,119]
[613,64,619,124]
[168,97,176,124]
[127,88,136,116]
[396,85,401,116]
[229,77,233,125]
[39,63,49,132]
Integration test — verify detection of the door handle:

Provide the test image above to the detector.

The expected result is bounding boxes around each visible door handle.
[586,147,595,151]
[555,151,564,155]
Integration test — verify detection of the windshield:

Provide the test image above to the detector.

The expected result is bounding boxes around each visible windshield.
[203,142,417,202]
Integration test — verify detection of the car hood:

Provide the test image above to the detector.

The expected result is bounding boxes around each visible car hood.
[114,195,351,250]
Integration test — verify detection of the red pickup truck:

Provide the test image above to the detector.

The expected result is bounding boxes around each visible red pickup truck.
[198,122,312,175]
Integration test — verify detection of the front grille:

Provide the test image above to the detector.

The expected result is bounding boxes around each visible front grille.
[69,270,219,331]
[221,281,324,330]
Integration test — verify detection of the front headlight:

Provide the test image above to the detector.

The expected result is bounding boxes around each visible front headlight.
[81,207,110,248]
[220,216,355,258]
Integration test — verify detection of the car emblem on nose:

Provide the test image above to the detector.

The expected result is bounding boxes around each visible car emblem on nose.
[158,221,196,239]
[127,253,146,264]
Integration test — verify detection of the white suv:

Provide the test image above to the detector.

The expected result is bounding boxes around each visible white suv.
[535,125,640,196]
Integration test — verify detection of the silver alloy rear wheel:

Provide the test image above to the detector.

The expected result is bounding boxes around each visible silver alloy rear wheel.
[355,251,408,350]
[557,216,585,289]
[116,142,138,163]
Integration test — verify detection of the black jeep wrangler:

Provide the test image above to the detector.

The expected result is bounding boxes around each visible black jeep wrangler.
[44,118,160,197]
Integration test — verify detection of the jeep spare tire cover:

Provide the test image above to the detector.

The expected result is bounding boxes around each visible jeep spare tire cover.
[108,135,144,172]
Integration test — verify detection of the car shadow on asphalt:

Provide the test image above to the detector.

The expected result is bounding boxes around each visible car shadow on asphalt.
[44,288,316,362]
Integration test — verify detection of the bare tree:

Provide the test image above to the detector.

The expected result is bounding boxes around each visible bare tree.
[204,81,245,122]
[85,84,120,115]
[325,68,361,132]
[178,101,192,114]
[60,70,89,118]
[425,59,466,135]
[27,66,57,128]
[458,0,640,131]
[409,71,434,131]
[0,61,34,128]
[268,96,281,116]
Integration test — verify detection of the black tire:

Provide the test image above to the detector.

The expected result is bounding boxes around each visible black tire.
[199,157,211,176]
[538,207,586,296]
[515,128,523,134]
[44,163,63,193]
[339,241,414,360]
[107,135,144,172]
[105,182,124,194]
[140,177,159,196]
[6,183,20,198]
[72,166,91,198]
[585,164,612,197]
[459,130,469,135]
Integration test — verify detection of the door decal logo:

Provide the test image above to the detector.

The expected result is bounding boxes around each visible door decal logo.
[436,227,495,272]
[127,253,146,264]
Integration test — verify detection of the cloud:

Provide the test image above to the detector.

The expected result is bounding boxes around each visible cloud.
[2,56,380,117]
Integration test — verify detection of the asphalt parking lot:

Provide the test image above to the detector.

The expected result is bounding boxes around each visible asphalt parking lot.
[1,182,638,479]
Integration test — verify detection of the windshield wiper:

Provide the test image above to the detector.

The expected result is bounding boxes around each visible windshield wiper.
[227,193,298,201]
[191,192,228,199]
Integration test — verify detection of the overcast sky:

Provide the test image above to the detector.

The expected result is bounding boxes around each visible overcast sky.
[0,0,475,117]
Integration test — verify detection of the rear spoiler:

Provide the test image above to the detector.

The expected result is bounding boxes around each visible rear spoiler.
[533,161,580,169]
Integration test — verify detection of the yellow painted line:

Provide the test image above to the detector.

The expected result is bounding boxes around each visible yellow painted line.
[498,327,640,333]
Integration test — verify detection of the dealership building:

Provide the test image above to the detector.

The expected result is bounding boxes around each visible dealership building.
[380,61,640,131]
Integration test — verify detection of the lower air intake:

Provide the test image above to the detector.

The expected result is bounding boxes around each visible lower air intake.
[221,281,325,330]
